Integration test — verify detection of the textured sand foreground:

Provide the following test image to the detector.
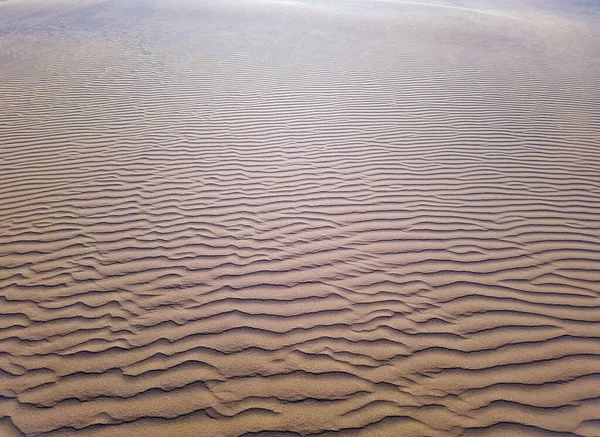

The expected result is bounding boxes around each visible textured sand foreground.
[1,0,600,435]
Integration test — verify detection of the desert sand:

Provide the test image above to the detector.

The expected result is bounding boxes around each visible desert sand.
[1,0,600,435]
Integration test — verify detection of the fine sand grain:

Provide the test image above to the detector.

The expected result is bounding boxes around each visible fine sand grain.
[1,0,600,435]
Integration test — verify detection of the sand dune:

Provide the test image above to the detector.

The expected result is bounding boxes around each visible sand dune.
[1,0,600,435]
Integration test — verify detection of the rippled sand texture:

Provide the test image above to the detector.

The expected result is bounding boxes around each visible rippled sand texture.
[1,0,600,435]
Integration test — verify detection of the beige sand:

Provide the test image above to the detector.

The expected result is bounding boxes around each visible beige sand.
[1,0,600,435]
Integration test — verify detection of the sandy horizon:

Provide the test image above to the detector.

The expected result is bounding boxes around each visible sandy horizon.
[1,0,600,436]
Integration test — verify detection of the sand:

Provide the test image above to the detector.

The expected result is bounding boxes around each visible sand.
[1,0,600,435]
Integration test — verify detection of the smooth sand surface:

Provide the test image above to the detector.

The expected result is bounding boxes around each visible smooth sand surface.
[1,0,600,435]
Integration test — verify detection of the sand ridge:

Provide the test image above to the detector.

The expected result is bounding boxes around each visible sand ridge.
[1,0,600,435]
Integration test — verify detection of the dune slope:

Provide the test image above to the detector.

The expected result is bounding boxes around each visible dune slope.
[1,0,600,435]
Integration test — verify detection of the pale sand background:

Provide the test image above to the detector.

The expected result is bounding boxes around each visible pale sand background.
[1,0,600,436]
